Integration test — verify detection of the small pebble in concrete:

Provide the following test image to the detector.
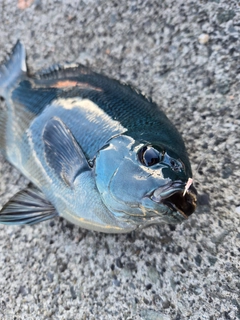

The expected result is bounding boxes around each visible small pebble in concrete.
[198,33,210,44]
[235,207,240,214]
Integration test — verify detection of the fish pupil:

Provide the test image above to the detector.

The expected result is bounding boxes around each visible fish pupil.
[140,146,160,166]
[138,146,184,172]
[170,159,177,168]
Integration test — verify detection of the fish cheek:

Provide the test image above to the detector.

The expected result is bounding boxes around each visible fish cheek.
[108,158,161,206]
[94,135,164,213]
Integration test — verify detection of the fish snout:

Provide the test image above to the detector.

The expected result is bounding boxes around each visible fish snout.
[151,180,197,219]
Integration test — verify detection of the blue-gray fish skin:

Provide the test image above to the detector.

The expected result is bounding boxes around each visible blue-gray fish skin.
[0,41,197,233]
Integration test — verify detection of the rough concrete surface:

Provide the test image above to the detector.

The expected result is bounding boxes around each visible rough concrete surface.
[0,0,239,319]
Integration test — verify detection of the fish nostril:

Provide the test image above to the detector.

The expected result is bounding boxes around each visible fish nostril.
[170,160,175,166]
[170,161,182,172]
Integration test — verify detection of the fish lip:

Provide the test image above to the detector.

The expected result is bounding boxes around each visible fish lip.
[150,180,197,219]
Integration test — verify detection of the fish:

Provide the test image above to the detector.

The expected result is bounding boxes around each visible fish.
[0,41,197,233]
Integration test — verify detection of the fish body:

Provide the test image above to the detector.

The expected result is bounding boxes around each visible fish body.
[0,41,197,233]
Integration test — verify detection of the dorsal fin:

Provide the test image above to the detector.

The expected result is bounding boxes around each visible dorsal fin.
[34,62,154,103]
[0,41,27,152]
[35,62,92,81]
[0,40,26,98]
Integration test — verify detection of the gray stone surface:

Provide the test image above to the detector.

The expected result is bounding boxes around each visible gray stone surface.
[0,0,239,319]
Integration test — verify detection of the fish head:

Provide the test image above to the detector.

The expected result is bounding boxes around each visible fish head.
[94,135,197,227]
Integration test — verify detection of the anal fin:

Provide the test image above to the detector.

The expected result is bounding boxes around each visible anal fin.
[0,185,58,225]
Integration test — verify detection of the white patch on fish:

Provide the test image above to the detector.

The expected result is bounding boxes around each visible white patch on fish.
[54,97,127,133]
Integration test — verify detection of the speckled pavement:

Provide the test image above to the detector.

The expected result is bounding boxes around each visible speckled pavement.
[0,1,239,319]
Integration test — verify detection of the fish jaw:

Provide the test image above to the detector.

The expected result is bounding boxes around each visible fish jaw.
[149,180,197,222]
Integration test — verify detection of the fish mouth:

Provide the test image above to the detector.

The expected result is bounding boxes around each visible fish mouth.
[151,180,197,220]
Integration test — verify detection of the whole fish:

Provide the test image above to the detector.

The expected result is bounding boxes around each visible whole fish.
[0,41,197,233]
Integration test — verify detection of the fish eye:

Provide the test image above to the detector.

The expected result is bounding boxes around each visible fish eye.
[138,146,160,166]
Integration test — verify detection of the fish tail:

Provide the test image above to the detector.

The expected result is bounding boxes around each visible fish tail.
[0,40,26,98]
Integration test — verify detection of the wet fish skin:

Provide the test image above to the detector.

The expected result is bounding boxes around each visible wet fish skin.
[0,41,197,233]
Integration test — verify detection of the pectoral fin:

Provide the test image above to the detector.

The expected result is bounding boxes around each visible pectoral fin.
[43,117,91,186]
[0,185,57,225]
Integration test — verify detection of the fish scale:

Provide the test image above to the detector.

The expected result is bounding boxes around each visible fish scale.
[12,60,189,166]
[0,41,197,233]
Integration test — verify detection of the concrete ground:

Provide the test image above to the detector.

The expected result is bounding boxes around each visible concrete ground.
[0,0,239,319]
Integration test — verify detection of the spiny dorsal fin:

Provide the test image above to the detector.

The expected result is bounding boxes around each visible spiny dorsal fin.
[34,60,153,103]
[35,62,92,81]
